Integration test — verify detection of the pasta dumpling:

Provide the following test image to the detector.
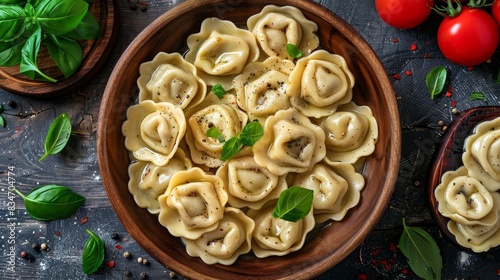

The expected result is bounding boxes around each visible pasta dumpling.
[435,166,498,227]
[247,5,319,59]
[158,167,228,239]
[291,162,365,223]
[216,155,288,209]
[185,94,248,168]
[233,56,295,122]
[183,207,255,265]
[463,117,500,192]
[247,201,315,258]
[288,50,355,118]
[128,149,192,214]
[137,52,207,109]
[253,108,326,176]
[122,100,186,166]
[321,102,378,165]
[186,17,260,90]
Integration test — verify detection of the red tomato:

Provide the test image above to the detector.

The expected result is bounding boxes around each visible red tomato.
[375,0,435,29]
[493,0,500,27]
[437,7,499,66]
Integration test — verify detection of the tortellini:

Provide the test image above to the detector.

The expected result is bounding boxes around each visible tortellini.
[186,17,260,90]
[183,207,255,265]
[321,102,378,165]
[287,50,355,118]
[247,5,319,59]
[247,201,315,258]
[122,100,186,166]
[128,149,192,214]
[122,5,380,265]
[462,117,500,192]
[233,56,295,122]
[434,117,500,252]
[216,155,288,209]
[253,108,326,176]
[291,163,365,223]
[185,94,248,168]
[137,52,207,109]
[158,167,228,239]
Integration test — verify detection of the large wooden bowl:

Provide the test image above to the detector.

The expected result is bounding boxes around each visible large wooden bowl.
[97,1,401,279]
[0,0,118,98]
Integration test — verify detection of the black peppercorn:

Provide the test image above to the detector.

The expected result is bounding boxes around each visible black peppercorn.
[140,272,148,279]
[124,270,131,277]
[130,2,137,10]
[6,100,16,107]
[111,232,120,240]
[140,4,147,11]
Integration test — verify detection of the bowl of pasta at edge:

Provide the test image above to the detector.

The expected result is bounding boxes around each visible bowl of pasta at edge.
[97,0,401,279]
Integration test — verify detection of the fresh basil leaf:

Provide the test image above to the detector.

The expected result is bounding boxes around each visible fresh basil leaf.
[272,186,313,222]
[39,112,72,162]
[286,43,304,59]
[63,11,100,40]
[13,185,85,220]
[24,2,34,16]
[20,26,57,82]
[82,229,104,275]
[221,137,242,161]
[470,91,486,101]
[0,35,25,66]
[212,83,227,99]
[0,0,25,4]
[45,34,82,78]
[0,4,26,42]
[425,66,447,99]
[240,121,263,146]
[0,115,4,127]
[399,219,442,280]
[36,0,88,35]
[206,126,225,143]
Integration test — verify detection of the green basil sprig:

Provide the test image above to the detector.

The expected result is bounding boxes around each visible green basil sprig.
[286,43,304,59]
[219,120,264,161]
[0,0,101,82]
[272,186,314,222]
[399,219,442,280]
[82,229,105,275]
[211,83,227,99]
[470,91,486,101]
[39,112,72,162]
[206,126,225,143]
[13,184,85,221]
[425,66,447,99]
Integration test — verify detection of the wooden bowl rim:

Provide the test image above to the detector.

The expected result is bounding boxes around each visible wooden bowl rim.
[98,0,401,278]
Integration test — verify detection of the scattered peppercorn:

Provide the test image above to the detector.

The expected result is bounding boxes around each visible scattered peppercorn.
[123,251,131,259]
[169,271,176,278]
[452,108,458,115]
[140,272,148,279]
[414,181,421,187]
[130,2,137,10]
[142,258,149,265]
[140,4,147,11]
[392,37,399,43]
[108,260,115,268]
[20,251,27,258]
[442,125,448,132]
[31,243,40,251]
[40,243,47,251]
[137,257,143,264]
[111,232,120,240]
[54,231,62,237]
[438,120,444,127]
[124,270,132,277]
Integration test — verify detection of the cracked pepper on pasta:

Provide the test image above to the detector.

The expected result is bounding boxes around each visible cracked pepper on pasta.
[122,5,379,265]
[435,117,500,252]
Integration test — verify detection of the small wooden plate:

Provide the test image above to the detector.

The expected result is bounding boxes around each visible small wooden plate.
[428,106,500,250]
[0,0,118,98]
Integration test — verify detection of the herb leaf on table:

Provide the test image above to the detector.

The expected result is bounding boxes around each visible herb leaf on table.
[425,66,447,99]
[13,184,86,221]
[399,219,442,280]
[39,112,72,162]
[82,229,105,275]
